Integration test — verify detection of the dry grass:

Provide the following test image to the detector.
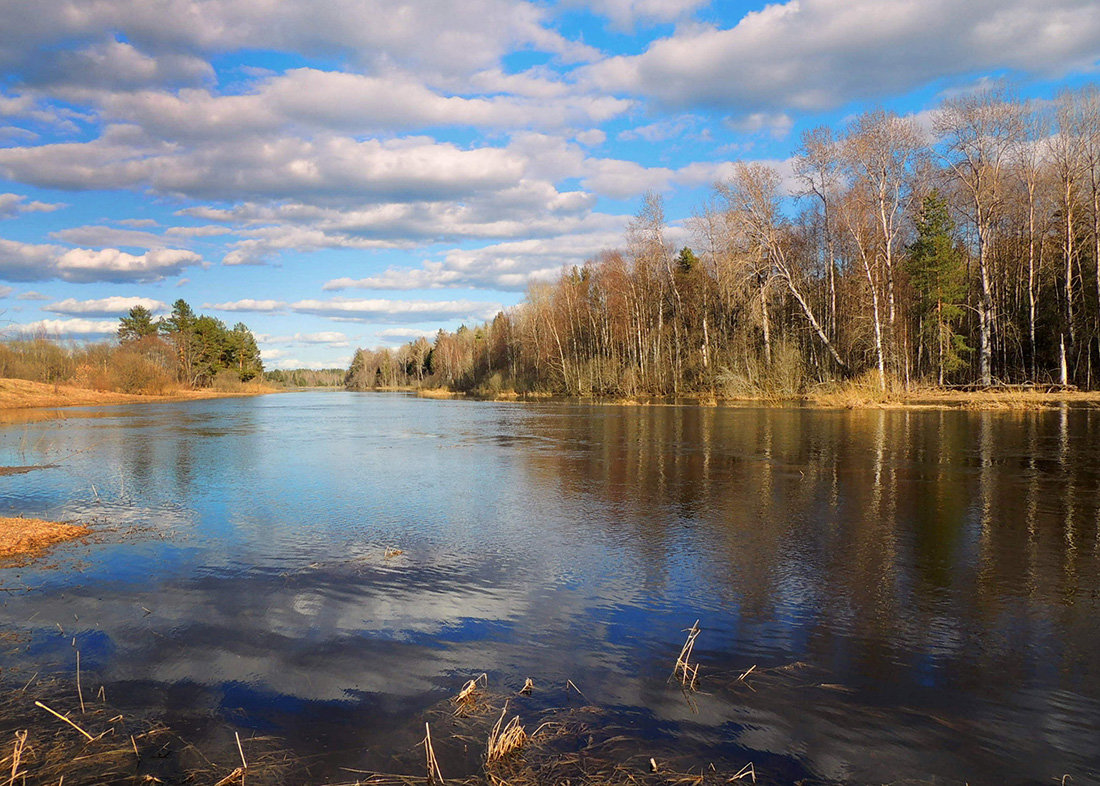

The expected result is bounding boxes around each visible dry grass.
[0,517,90,560]
[0,666,766,786]
[485,706,527,764]
[417,388,464,399]
[0,376,277,413]
[452,673,489,717]
[805,376,1100,410]
[669,620,701,690]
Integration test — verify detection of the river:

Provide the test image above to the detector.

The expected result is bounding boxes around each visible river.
[1,392,1098,784]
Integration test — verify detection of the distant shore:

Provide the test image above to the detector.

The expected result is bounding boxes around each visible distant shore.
[407,385,1100,410]
[0,377,277,417]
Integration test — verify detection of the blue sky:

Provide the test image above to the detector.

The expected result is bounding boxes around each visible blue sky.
[1,0,1098,369]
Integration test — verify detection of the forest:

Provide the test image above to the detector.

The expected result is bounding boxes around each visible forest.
[344,87,1100,397]
[0,299,263,394]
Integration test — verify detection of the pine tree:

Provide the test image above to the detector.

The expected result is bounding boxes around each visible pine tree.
[906,192,969,384]
[117,306,159,343]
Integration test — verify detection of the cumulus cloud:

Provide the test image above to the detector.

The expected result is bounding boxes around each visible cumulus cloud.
[44,296,167,317]
[582,0,1100,115]
[0,134,533,203]
[24,38,214,92]
[260,331,351,347]
[323,222,627,292]
[9,318,119,338]
[205,299,287,312]
[570,0,711,30]
[94,69,629,140]
[0,192,64,218]
[289,297,503,324]
[376,328,439,340]
[0,237,204,282]
[0,0,591,83]
[51,225,170,248]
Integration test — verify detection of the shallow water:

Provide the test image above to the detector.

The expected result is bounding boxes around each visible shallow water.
[0,392,1098,784]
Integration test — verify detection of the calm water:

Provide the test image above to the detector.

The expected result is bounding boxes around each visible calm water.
[1,392,1099,784]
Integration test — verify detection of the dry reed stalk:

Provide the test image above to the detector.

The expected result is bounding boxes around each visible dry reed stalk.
[519,678,533,696]
[736,665,756,682]
[75,650,84,714]
[423,723,444,784]
[214,766,245,786]
[669,620,701,689]
[452,673,488,708]
[731,762,756,782]
[7,730,27,786]
[486,705,527,764]
[34,700,94,741]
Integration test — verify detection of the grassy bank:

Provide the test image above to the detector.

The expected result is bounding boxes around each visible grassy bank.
[0,377,277,412]
[412,381,1100,410]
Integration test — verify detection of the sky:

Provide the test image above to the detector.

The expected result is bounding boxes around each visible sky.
[1,0,1099,370]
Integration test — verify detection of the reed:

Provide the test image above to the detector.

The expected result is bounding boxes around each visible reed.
[669,620,701,690]
[486,705,527,764]
[423,722,444,784]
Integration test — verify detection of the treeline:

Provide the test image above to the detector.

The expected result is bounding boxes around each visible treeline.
[0,299,263,394]
[265,368,345,387]
[347,87,1100,396]
[118,299,263,387]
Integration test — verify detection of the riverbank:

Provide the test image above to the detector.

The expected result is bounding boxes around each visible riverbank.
[0,377,277,412]
[412,383,1100,410]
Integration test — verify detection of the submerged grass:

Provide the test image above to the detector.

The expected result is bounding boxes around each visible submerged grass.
[0,517,90,561]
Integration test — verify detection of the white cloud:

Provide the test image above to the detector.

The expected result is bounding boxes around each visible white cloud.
[94,69,629,140]
[8,318,119,338]
[376,327,438,340]
[0,192,64,218]
[0,134,533,203]
[569,0,710,30]
[0,0,593,85]
[323,222,627,292]
[205,299,287,312]
[51,225,170,248]
[44,296,167,317]
[0,285,12,298]
[290,297,503,324]
[582,0,1100,115]
[0,237,204,282]
[260,331,351,347]
[26,38,213,92]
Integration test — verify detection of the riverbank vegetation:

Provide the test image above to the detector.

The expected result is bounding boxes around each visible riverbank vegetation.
[0,299,266,403]
[0,517,88,560]
[264,367,346,388]
[347,87,1100,402]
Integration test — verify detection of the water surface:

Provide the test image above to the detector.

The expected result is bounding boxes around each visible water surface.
[0,393,1098,784]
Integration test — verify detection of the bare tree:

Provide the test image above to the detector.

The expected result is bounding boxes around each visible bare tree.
[936,89,1024,386]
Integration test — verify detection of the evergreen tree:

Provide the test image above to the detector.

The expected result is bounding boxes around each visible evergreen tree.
[906,192,969,384]
[117,305,159,343]
[227,322,264,381]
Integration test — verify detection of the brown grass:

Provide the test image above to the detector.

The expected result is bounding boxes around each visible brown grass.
[805,380,1100,410]
[0,517,90,559]
[669,620,701,690]
[0,376,277,413]
[417,387,464,399]
[485,706,527,764]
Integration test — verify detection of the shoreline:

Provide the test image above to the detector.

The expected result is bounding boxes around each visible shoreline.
[407,386,1100,411]
[0,377,279,421]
